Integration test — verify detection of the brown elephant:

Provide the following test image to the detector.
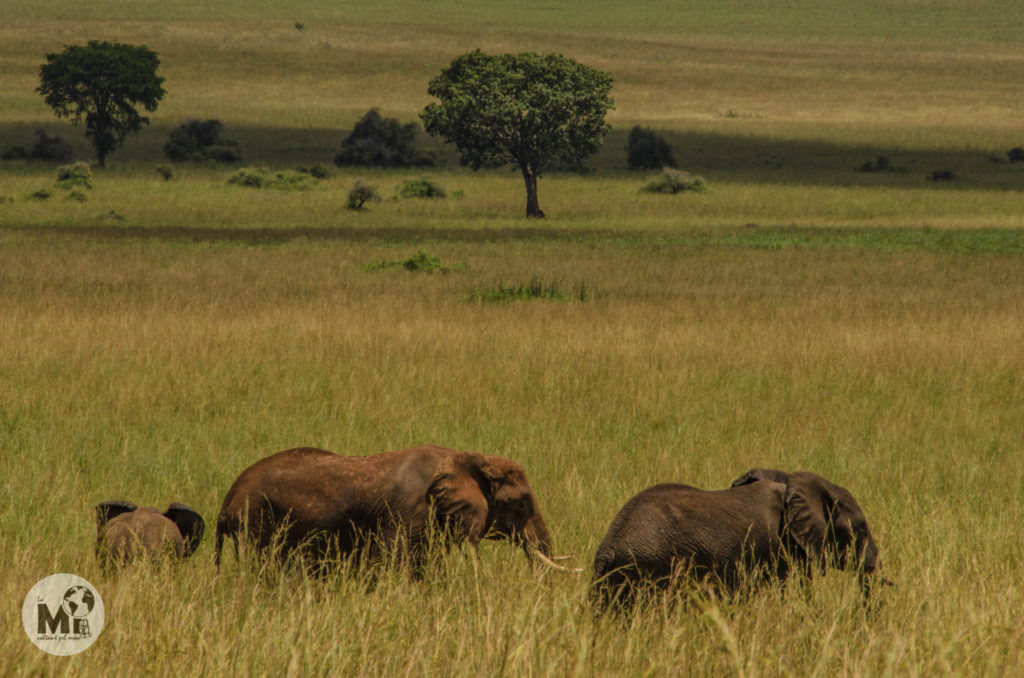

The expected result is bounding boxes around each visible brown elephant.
[591,469,883,610]
[95,500,205,569]
[215,445,566,572]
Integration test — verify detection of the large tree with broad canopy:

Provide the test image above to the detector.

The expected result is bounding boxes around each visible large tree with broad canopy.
[421,50,613,218]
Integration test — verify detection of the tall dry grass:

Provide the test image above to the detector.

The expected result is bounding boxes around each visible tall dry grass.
[2,231,1023,675]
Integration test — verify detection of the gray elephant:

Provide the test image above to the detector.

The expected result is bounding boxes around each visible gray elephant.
[95,500,205,569]
[215,445,569,572]
[591,469,882,609]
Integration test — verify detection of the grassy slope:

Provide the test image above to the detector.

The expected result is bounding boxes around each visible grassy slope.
[2,2,1024,676]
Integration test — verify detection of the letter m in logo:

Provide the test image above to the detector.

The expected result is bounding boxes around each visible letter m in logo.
[37,603,70,634]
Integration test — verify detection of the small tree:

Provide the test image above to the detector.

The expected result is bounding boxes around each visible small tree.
[626,126,677,170]
[334,109,425,168]
[37,40,166,167]
[421,50,613,218]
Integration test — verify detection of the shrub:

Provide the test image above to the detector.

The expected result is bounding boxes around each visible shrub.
[2,129,73,162]
[227,167,318,190]
[347,180,380,210]
[640,168,708,194]
[928,170,957,182]
[626,126,677,170]
[857,155,892,172]
[56,162,93,189]
[165,119,241,163]
[156,165,173,180]
[334,109,431,168]
[1008,147,1024,163]
[28,188,52,201]
[297,163,331,179]
[397,178,446,199]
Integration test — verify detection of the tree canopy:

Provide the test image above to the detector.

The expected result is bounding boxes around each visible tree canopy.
[38,40,166,167]
[421,50,613,218]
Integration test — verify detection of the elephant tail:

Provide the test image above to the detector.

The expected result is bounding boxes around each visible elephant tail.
[214,510,239,570]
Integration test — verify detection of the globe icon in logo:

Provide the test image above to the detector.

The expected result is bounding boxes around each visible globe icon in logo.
[61,586,95,619]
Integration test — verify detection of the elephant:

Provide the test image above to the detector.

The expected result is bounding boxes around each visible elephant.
[590,469,882,610]
[95,500,205,569]
[215,445,568,573]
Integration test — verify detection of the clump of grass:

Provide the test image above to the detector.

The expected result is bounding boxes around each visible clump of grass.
[364,251,461,273]
[640,168,707,194]
[466,278,590,303]
[228,167,318,190]
[397,177,446,199]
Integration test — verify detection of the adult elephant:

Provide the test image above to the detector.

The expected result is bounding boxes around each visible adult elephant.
[591,469,883,609]
[215,445,566,572]
[95,500,205,569]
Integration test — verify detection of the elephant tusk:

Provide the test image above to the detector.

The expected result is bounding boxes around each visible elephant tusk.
[533,549,583,573]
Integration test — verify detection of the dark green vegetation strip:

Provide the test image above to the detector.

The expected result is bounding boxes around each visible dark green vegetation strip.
[5,224,1024,254]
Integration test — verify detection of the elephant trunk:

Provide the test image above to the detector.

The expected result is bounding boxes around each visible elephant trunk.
[522,514,553,557]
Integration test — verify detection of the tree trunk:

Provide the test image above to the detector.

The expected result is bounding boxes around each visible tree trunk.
[521,166,545,218]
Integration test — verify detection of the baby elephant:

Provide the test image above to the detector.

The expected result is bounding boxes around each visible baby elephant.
[95,500,205,569]
[591,469,882,610]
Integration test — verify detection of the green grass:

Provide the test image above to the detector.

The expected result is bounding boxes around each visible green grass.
[2,1,1024,675]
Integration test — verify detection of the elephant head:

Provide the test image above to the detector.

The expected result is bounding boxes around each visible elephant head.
[95,500,205,568]
[731,469,881,585]
[427,451,553,559]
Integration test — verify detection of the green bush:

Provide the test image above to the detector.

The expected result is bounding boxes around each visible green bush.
[156,165,173,180]
[640,168,707,194]
[346,180,380,210]
[626,126,677,170]
[227,167,318,190]
[335,109,432,168]
[165,119,241,163]
[56,162,93,189]
[297,163,331,179]
[397,178,446,199]
[2,129,74,162]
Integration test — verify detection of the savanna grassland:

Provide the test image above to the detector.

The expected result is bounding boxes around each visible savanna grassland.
[2,1,1024,676]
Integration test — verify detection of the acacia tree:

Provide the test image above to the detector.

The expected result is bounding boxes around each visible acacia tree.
[38,40,166,167]
[421,50,613,218]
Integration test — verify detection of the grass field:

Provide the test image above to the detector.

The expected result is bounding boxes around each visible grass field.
[2,1,1024,676]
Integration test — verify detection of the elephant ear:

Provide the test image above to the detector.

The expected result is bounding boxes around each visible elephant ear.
[731,468,791,488]
[95,500,137,529]
[784,472,857,569]
[163,503,205,558]
[427,452,502,545]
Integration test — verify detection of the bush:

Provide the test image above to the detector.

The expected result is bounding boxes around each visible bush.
[626,126,677,170]
[928,170,957,182]
[2,129,73,162]
[227,167,318,190]
[165,119,241,163]
[296,163,331,179]
[397,178,446,199]
[640,168,707,194]
[1008,147,1024,163]
[334,109,431,168]
[347,180,380,210]
[56,162,93,189]
[156,165,173,180]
